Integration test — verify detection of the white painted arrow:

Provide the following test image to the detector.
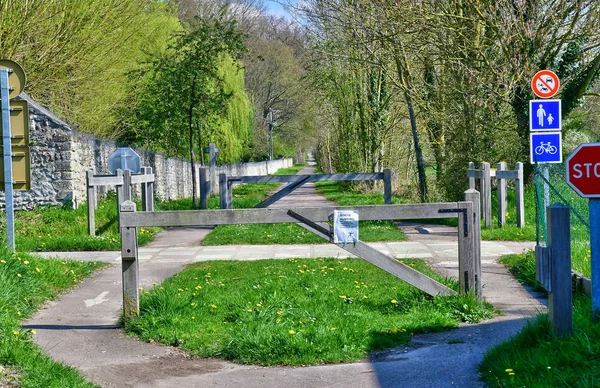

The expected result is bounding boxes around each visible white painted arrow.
[85,291,110,307]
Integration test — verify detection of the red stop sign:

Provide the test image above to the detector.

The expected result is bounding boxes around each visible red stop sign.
[566,143,600,198]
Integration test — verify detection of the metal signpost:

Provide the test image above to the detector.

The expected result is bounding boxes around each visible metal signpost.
[529,70,562,224]
[566,143,600,320]
[0,60,28,251]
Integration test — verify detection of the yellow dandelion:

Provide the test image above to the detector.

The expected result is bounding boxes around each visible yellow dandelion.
[509,372,515,376]
[0,260,5,263]
[277,311,284,315]
[13,331,19,335]
[247,309,253,312]
[24,260,29,265]
[330,327,336,331]
[289,330,295,335]
[256,303,262,307]
[391,299,398,304]
[36,268,41,273]
[209,304,217,309]
[505,369,513,373]
[17,273,22,278]
[31,329,37,334]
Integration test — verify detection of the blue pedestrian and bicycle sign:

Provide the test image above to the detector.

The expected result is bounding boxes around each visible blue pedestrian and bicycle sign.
[530,99,561,131]
[530,132,562,164]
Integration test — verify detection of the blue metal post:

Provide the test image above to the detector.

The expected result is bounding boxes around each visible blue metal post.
[0,69,15,251]
[591,199,600,320]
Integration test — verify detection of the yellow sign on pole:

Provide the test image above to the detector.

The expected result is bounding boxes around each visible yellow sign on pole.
[0,60,30,191]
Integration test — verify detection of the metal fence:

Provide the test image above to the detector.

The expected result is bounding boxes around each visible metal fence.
[533,162,590,277]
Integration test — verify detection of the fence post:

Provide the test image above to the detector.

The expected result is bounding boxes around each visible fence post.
[465,189,482,301]
[86,170,96,236]
[199,166,208,209]
[547,203,572,336]
[141,167,149,211]
[468,162,475,190]
[123,169,132,202]
[219,173,228,209]
[481,162,491,228]
[147,167,154,212]
[209,142,217,195]
[516,162,525,228]
[497,162,507,226]
[458,200,475,296]
[115,169,124,228]
[120,200,139,320]
[383,168,392,205]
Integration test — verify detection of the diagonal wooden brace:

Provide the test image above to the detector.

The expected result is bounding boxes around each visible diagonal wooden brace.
[287,210,456,297]
[255,175,311,208]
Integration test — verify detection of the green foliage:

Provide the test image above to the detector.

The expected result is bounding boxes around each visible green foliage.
[0,248,104,387]
[119,16,248,161]
[125,257,492,366]
[0,0,180,138]
[210,55,255,163]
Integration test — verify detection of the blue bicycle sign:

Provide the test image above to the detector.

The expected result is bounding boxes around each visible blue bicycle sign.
[530,132,562,164]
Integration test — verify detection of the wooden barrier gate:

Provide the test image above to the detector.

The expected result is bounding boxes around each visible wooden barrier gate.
[86,167,154,236]
[119,170,481,320]
[209,169,392,210]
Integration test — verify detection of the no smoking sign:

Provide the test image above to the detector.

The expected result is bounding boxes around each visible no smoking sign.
[531,70,560,99]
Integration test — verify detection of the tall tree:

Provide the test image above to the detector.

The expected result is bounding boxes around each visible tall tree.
[121,16,246,206]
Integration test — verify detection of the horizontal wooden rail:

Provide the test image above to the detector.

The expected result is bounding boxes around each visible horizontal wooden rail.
[229,173,384,184]
[120,203,461,228]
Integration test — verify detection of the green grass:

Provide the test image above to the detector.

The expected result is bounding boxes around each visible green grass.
[480,295,600,388]
[4,195,160,252]
[124,257,493,366]
[0,247,105,387]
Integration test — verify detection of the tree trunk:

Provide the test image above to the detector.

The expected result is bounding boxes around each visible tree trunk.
[394,50,428,202]
[405,90,427,202]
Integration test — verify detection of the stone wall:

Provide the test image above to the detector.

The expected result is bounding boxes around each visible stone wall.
[1,94,292,209]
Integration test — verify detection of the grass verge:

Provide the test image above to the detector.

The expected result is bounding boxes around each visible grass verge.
[480,295,599,387]
[0,248,105,387]
[125,257,493,366]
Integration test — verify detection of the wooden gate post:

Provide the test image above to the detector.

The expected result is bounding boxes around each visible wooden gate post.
[458,200,476,295]
[547,204,572,336]
[516,162,524,228]
[209,142,217,195]
[219,173,230,209]
[141,167,154,212]
[123,169,132,201]
[383,168,392,205]
[199,167,208,209]
[481,162,492,228]
[120,199,139,320]
[497,162,507,226]
[464,189,482,300]
[468,162,476,190]
[87,170,96,236]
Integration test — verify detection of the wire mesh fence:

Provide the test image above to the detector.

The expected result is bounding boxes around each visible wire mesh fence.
[534,162,591,277]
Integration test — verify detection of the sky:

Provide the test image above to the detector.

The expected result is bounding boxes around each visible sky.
[264,0,293,20]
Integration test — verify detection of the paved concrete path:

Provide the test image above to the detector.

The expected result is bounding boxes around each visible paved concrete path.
[25,164,545,388]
